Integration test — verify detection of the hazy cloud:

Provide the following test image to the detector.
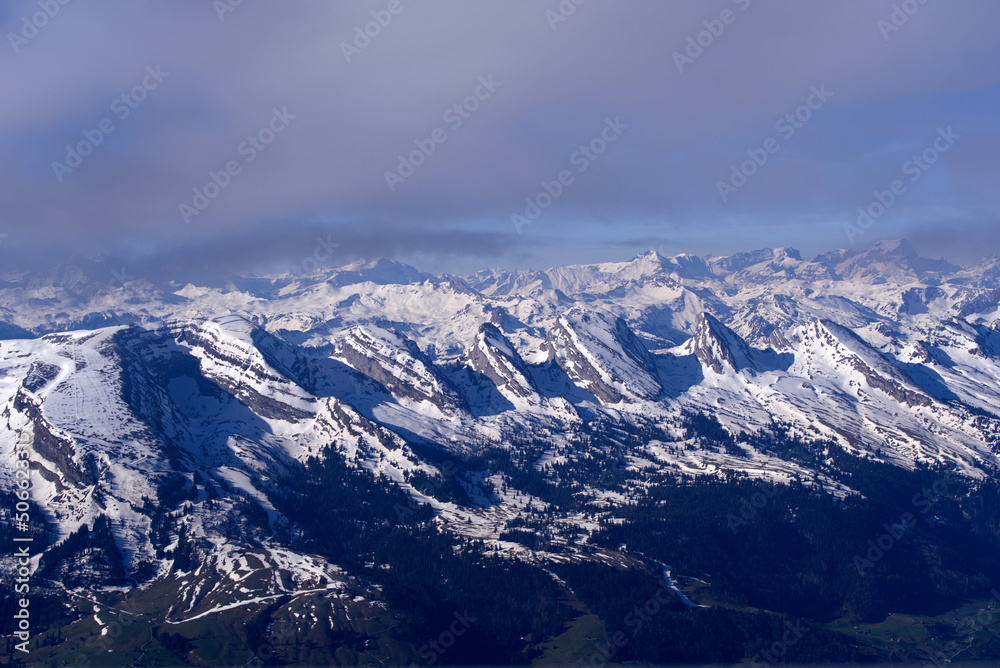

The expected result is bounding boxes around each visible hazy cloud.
[2,0,998,272]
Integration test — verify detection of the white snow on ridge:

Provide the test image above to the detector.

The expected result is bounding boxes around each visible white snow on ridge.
[2,243,1000,594]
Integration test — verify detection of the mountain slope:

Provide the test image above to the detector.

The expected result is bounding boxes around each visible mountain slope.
[546,308,663,403]
[4,241,1000,665]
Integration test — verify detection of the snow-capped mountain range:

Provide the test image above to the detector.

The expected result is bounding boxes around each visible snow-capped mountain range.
[3,238,1000,663]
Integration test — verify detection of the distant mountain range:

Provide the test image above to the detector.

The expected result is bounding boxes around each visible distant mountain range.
[3,239,1000,665]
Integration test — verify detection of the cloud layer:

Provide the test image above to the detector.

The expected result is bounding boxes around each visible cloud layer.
[2,0,999,272]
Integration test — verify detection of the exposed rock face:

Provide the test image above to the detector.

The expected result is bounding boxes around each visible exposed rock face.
[465,323,540,403]
[5,242,1000,660]
[546,308,661,403]
[804,319,932,408]
[335,325,467,415]
[682,312,756,375]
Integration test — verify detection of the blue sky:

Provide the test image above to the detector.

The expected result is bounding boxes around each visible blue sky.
[2,0,998,276]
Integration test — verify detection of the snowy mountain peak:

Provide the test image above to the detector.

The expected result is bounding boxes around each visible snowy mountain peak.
[659,252,713,280]
[318,258,435,288]
[796,318,933,408]
[547,308,662,403]
[816,238,960,285]
[636,249,668,262]
[683,312,756,374]
[621,249,715,281]
[7,238,1000,665]
[774,246,803,261]
[869,238,917,256]
[335,325,467,415]
[464,323,541,404]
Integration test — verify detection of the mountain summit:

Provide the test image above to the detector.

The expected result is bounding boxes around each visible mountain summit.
[5,240,1000,665]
